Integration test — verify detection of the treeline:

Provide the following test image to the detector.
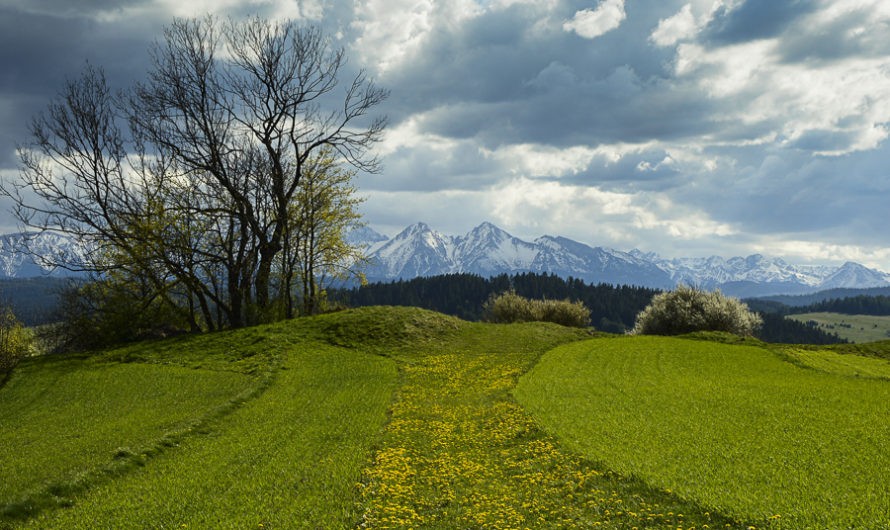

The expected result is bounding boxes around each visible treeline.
[335,273,846,343]
[788,295,890,316]
[336,273,655,333]
[756,313,846,344]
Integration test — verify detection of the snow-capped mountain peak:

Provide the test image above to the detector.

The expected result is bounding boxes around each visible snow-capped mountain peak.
[0,232,87,278]
[819,262,890,289]
[3,223,889,298]
[359,222,890,296]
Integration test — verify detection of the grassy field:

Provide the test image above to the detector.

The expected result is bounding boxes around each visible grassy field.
[786,311,890,342]
[1,316,398,529]
[5,306,890,528]
[515,335,890,528]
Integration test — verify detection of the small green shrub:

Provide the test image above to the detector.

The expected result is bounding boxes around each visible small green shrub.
[631,285,762,336]
[0,308,32,380]
[483,291,590,328]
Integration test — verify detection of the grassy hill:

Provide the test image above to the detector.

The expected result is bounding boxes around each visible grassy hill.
[3,306,890,528]
[516,335,890,528]
[786,312,890,343]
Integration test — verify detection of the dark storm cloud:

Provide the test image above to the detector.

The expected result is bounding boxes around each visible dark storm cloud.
[780,6,890,63]
[2,0,890,267]
[376,0,717,151]
[702,0,817,45]
[0,5,162,165]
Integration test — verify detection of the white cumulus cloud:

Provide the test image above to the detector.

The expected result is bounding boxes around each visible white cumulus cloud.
[650,3,697,46]
[563,0,626,40]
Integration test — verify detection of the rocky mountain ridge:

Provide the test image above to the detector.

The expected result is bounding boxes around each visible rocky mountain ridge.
[3,225,889,298]
[358,222,890,297]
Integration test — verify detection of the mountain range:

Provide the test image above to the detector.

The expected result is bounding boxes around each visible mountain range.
[0,232,87,278]
[2,225,889,298]
[356,222,890,298]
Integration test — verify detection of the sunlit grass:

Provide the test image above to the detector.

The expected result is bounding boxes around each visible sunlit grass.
[356,320,741,528]
[786,312,890,343]
[516,336,890,528]
[22,343,397,529]
[785,346,890,379]
[0,358,255,518]
[7,306,851,528]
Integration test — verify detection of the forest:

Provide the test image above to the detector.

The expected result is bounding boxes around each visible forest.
[333,272,846,344]
[786,295,890,316]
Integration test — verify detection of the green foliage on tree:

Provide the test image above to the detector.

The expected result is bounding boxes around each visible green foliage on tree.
[632,285,762,336]
[280,149,367,317]
[47,276,192,353]
[482,291,590,328]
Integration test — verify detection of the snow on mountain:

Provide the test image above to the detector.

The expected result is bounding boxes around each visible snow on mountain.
[647,254,827,287]
[819,262,890,290]
[344,225,388,248]
[456,222,538,276]
[530,236,673,288]
[363,222,673,288]
[363,222,890,296]
[2,223,889,297]
[0,232,87,278]
[364,222,457,279]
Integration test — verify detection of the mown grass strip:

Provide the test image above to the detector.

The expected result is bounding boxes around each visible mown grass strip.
[515,336,890,528]
[20,341,397,529]
[357,321,742,528]
[0,321,292,526]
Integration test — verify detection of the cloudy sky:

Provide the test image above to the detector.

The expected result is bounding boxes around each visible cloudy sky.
[2,0,890,269]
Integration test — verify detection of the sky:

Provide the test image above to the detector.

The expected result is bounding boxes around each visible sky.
[1,0,890,269]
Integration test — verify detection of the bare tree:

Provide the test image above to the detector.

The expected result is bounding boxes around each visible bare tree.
[131,16,386,323]
[1,16,386,333]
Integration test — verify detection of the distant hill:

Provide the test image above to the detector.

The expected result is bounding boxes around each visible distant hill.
[758,286,890,307]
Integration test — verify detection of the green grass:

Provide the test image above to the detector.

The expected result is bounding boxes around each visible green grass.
[350,313,740,528]
[21,343,397,529]
[787,311,890,343]
[0,358,256,518]
[515,335,890,528]
[12,306,890,529]
[784,346,890,379]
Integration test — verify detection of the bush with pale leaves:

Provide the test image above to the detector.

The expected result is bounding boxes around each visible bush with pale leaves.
[483,291,590,328]
[0,308,32,378]
[631,285,762,336]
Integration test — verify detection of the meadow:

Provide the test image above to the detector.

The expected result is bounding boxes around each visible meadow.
[786,311,890,343]
[2,306,890,528]
[516,335,890,528]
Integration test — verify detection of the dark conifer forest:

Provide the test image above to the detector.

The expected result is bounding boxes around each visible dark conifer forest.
[334,272,846,343]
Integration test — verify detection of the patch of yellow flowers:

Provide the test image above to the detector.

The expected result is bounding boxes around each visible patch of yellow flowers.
[356,344,744,528]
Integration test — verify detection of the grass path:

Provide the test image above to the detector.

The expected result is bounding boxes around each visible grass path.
[0,359,256,519]
[357,321,741,529]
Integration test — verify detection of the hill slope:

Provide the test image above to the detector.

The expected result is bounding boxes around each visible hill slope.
[516,336,890,529]
[6,307,890,528]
